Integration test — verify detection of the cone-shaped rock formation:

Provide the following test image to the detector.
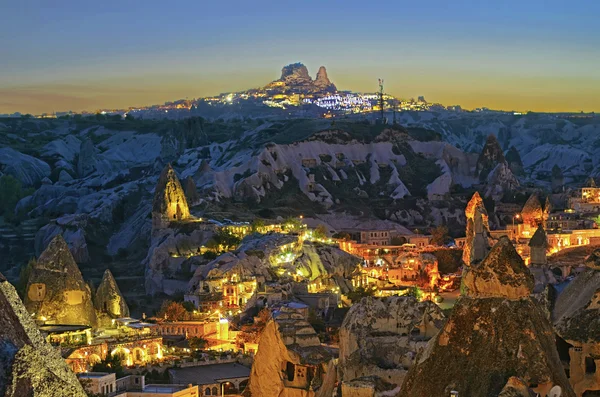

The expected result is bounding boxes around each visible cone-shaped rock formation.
[152,164,190,230]
[24,235,96,327]
[94,269,129,319]
[400,237,575,397]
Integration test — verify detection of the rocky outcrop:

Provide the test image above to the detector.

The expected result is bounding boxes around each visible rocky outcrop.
[77,137,97,178]
[498,377,536,397]
[95,269,129,321]
[35,214,90,263]
[280,62,312,86]
[522,194,545,228]
[338,296,444,392]
[551,165,564,193]
[243,307,336,397]
[476,134,506,181]
[554,249,600,342]
[505,146,524,176]
[463,237,534,300]
[24,235,96,326]
[400,237,574,397]
[183,176,201,206]
[463,192,491,265]
[484,162,520,200]
[313,66,336,92]
[146,229,213,295]
[0,147,51,186]
[293,243,361,293]
[0,273,87,397]
[152,164,190,230]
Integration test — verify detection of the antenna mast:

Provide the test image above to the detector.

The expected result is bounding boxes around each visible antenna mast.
[378,79,385,123]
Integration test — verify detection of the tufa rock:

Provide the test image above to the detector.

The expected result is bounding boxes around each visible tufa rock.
[152,164,190,230]
[77,137,97,178]
[529,225,548,266]
[280,62,312,85]
[584,248,600,270]
[243,307,336,397]
[484,162,520,201]
[463,192,491,266]
[551,165,564,193]
[24,235,96,326]
[0,147,51,187]
[476,134,506,181]
[183,176,201,206]
[400,237,575,397]
[462,236,534,300]
[505,146,525,176]
[498,377,537,397]
[94,269,129,320]
[0,273,87,397]
[313,66,336,92]
[338,296,445,391]
[521,194,544,228]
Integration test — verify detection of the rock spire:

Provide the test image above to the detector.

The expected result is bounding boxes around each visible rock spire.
[463,192,491,266]
[152,164,190,230]
[94,269,129,320]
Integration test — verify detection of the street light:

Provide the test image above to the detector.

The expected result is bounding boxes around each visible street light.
[513,214,521,241]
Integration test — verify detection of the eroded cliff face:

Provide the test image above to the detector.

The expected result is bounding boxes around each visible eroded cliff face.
[400,237,574,397]
[244,309,335,397]
[24,235,96,327]
[338,296,445,393]
[0,273,87,397]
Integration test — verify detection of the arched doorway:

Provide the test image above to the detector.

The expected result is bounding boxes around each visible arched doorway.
[132,347,146,364]
[221,381,237,395]
[111,347,132,367]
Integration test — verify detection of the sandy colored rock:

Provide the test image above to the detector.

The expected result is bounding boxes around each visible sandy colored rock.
[522,194,544,227]
[400,237,574,397]
[463,191,491,265]
[338,296,444,391]
[152,163,190,230]
[24,235,96,326]
[0,273,87,397]
[95,269,129,319]
[243,307,335,397]
[463,236,534,300]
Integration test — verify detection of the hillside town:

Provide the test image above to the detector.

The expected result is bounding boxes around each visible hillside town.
[1,61,600,397]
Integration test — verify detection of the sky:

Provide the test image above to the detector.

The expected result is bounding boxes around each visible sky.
[1,0,599,114]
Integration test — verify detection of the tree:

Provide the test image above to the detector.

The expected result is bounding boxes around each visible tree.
[0,175,27,217]
[182,301,196,313]
[332,232,351,241]
[391,236,407,245]
[251,218,265,233]
[346,286,375,303]
[407,286,424,301]
[313,224,328,240]
[283,217,302,233]
[16,258,35,299]
[188,336,208,350]
[430,225,450,246]
[91,354,125,378]
[157,300,190,321]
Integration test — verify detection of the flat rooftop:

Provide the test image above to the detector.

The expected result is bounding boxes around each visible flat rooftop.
[169,362,250,385]
[39,324,91,333]
[78,372,113,379]
[143,385,189,393]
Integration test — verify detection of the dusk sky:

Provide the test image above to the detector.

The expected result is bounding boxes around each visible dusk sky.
[1,0,599,114]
